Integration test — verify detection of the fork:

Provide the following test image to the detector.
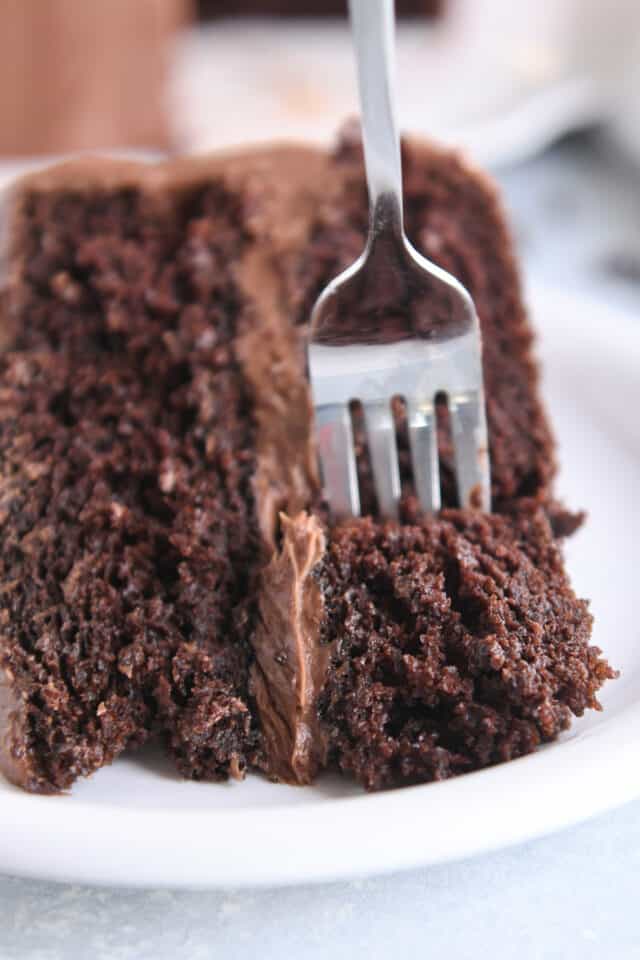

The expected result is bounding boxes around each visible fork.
[308,0,490,521]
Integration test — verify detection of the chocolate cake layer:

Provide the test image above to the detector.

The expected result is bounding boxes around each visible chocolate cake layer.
[263,507,612,789]
[0,151,321,791]
[0,137,611,793]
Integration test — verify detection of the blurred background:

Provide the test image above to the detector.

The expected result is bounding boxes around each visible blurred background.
[1,0,639,319]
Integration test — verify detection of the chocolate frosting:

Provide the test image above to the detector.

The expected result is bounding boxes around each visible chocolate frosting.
[250,513,329,784]
[0,668,25,787]
[0,667,54,793]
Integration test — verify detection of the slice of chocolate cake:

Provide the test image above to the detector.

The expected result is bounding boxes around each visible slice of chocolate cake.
[253,507,613,788]
[0,135,613,794]
[0,150,322,792]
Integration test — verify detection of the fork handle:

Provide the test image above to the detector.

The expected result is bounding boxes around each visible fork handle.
[348,0,404,237]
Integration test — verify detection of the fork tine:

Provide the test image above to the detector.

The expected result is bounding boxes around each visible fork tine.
[362,399,401,520]
[449,391,491,510]
[407,397,441,514]
[315,403,361,519]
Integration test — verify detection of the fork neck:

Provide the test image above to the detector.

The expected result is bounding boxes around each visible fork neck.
[349,0,405,242]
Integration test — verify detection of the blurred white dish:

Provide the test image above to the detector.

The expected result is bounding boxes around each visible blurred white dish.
[0,282,637,889]
[171,0,640,167]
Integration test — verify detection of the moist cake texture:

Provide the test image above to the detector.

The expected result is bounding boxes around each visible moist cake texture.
[0,175,261,790]
[318,507,610,789]
[0,135,614,793]
[253,506,614,789]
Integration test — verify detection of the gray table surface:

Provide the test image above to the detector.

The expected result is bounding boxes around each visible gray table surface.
[2,130,640,960]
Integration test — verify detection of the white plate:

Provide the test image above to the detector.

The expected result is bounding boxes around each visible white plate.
[0,283,638,889]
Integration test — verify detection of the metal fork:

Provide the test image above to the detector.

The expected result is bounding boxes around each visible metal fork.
[308,0,490,521]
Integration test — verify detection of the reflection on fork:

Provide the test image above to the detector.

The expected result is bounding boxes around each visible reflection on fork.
[308,0,490,521]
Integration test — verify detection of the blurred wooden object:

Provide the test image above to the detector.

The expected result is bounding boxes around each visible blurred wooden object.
[0,0,192,156]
